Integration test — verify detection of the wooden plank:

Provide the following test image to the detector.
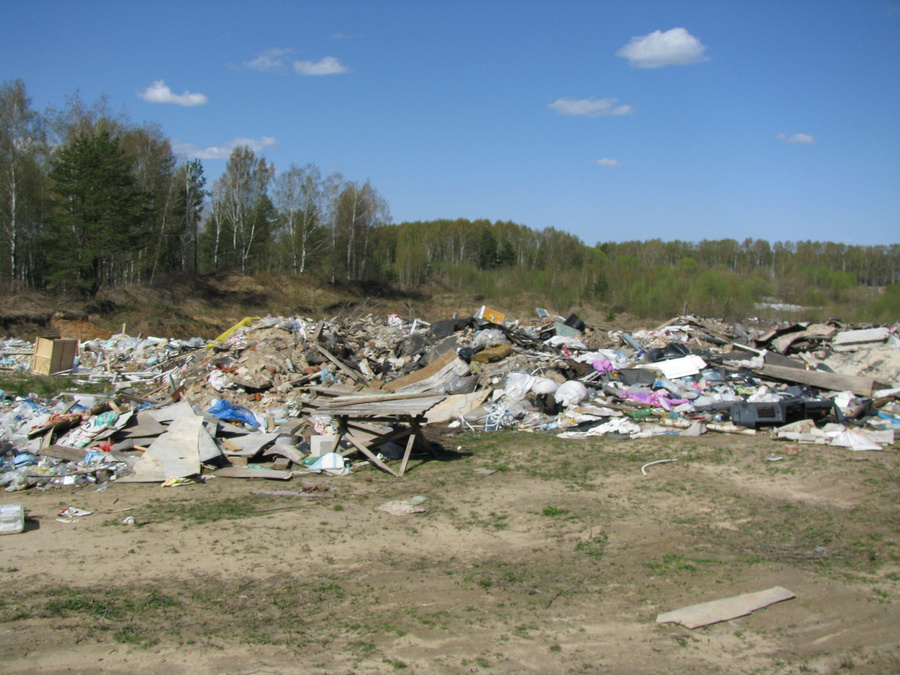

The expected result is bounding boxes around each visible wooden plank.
[38,444,87,463]
[275,419,305,436]
[315,344,366,383]
[342,431,400,477]
[262,442,306,465]
[657,586,796,629]
[221,432,280,457]
[399,424,418,476]
[310,320,324,342]
[383,349,463,392]
[314,395,445,417]
[753,363,885,397]
[771,324,836,354]
[424,390,492,423]
[833,327,890,346]
[322,392,442,407]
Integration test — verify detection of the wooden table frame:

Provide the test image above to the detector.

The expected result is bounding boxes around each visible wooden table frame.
[331,414,437,476]
[313,393,445,477]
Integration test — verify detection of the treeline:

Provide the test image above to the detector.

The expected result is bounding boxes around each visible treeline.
[1,79,897,323]
[373,224,900,322]
[0,80,390,293]
[597,239,900,321]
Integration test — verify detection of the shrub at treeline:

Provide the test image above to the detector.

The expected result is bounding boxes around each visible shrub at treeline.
[1,80,898,323]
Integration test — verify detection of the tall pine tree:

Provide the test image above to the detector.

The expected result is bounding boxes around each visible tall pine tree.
[47,130,148,294]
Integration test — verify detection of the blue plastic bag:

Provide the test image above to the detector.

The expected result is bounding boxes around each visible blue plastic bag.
[207,399,260,429]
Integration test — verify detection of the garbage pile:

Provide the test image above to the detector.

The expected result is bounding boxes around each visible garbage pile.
[1,309,898,492]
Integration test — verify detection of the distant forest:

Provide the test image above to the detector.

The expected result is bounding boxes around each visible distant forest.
[2,79,898,322]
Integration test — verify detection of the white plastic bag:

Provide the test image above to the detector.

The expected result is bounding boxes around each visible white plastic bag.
[555,381,588,407]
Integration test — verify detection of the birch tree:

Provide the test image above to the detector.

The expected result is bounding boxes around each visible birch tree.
[321,172,344,284]
[334,180,390,282]
[272,163,323,274]
[0,79,46,289]
[209,146,274,273]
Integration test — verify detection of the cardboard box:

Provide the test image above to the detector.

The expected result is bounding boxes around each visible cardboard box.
[32,338,77,375]
[474,305,506,326]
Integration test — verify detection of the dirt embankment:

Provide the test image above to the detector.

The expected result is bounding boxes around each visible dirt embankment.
[0,274,646,342]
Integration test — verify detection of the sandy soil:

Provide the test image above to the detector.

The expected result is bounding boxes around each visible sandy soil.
[1,428,899,674]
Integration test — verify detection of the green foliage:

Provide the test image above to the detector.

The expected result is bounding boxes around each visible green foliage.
[142,496,261,525]
[857,284,900,324]
[46,130,149,294]
[0,373,107,399]
[575,532,608,559]
[477,226,499,269]
[1,79,897,328]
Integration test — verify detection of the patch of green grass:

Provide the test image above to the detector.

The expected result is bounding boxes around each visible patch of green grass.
[349,640,379,656]
[142,496,262,525]
[542,505,569,518]
[113,624,159,648]
[0,373,109,400]
[45,592,122,620]
[804,525,834,545]
[44,587,177,622]
[312,579,346,600]
[575,532,608,559]
[645,553,718,574]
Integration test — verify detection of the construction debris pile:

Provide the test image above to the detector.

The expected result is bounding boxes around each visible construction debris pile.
[1,309,898,492]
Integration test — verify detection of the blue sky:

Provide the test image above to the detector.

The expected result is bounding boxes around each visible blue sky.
[3,0,899,247]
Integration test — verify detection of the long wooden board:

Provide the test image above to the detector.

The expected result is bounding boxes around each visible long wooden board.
[657,586,796,629]
[753,364,886,397]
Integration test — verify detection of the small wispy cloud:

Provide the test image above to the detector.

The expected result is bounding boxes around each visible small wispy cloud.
[592,158,624,168]
[294,56,349,76]
[616,27,709,68]
[240,48,292,72]
[171,136,278,160]
[548,97,634,118]
[777,133,815,144]
[137,80,207,106]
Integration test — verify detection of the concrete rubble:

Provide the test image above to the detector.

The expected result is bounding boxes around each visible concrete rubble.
[1,310,898,492]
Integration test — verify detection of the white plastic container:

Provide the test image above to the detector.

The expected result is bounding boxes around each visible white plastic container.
[310,435,337,457]
[0,503,25,535]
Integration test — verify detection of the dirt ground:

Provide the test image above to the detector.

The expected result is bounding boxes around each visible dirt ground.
[1,427,899,674]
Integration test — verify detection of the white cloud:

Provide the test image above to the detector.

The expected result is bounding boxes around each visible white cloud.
[241,48,292,72]
[171,136,278,160]
[137,80,207,106]
[777,132,815,144]
[616,27,709,68]
[548,97,635,117]
[293,56,349,76]
[592,158,624,168]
